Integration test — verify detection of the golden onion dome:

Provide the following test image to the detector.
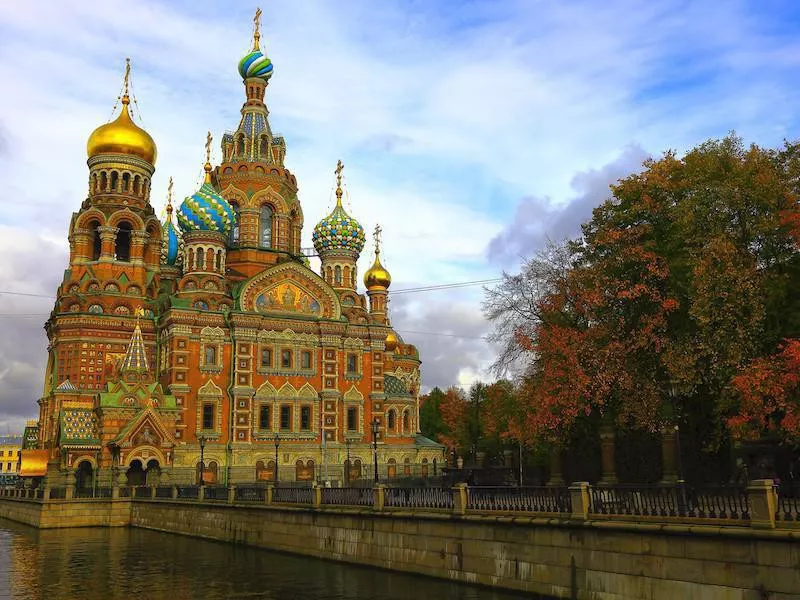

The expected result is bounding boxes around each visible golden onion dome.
[385,331,398,352]
[87,95,157,165]
[364,251,391,289]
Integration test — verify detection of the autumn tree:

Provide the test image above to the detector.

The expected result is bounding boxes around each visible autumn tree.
[419,387,447,441]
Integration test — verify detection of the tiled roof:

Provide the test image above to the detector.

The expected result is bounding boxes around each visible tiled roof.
[384,375,410,397]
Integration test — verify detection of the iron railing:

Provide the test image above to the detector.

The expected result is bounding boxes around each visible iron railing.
[322,487,373,507]
[203,486,229,501]
[273,486,313,504]
[384,486,453,510]
[469,486,571,513]
[155,486,173,499]
[235,485,266,502]
[175,486,198,499]
[589,485,750,520]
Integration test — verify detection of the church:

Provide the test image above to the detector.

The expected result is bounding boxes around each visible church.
[24,11,443,487]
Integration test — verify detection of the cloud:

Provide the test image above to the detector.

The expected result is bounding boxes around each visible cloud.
[487,144,650,266]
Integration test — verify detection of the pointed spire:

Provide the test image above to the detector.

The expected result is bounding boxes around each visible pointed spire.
[120,309,149,374]
[165,176,174,221]
[335,159,344,207]
[204,131,213,184]
[253,7,263,51]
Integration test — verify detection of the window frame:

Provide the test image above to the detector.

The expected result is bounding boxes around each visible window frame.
[279,405,292,431]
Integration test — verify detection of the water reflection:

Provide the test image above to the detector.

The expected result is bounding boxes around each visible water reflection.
[0,519,536,600]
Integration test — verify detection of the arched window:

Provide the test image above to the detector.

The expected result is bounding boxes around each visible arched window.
[334,265,342,285]
[402,410,410,433]
[387,409,396,432]
[204,345,217,366]
[122,172,130,192]
[89,220,101,260]
[230,202,240,245]
[215,249,222,272]
[110,171,119,191]
[115,221,132,261]
[260,205,273,248]
[196,247,204,270]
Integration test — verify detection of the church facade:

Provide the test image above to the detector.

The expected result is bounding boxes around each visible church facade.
[29,15,443,487]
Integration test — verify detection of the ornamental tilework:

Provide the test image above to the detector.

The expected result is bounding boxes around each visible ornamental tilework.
[312,203,366,255]
[60,409,99,444]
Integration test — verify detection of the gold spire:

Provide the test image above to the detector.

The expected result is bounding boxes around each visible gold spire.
[204,131,213,183]
[86,58,157,164]
[364,224,392,289]
[253,7,262,50]
[165,176,174,219]
[334,159,344,207]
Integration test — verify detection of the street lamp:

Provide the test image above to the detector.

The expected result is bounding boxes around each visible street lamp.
[372,417,380,484]
[345,439,352,485]
[273,433,280,484]
[197,434,207,487]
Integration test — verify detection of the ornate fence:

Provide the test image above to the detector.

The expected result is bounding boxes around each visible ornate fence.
[273,486,314,504]
[588,485,750,520]
[322,487,373,507]
[469,486,571,514]
[384,486,453,510]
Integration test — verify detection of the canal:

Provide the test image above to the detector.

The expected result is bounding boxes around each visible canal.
[0,519,540,599]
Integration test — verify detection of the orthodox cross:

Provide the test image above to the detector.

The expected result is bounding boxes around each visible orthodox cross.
[253,7,262,50]
[205,131,213,164]
[373,224,383,254]
[123,58,131,96]
[335,159,344,188]
[166,176,174,215]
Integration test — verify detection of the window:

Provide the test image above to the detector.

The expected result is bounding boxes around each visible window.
[259,405,271,430]
[346,353,357,373]
[347,407,357,432]
[280,405,291,430]
[230,202,240,245]
[89,220,101,260]
[196,249,204,270]
[301,351,312,369]
[204,345,217,366]
[260,348,272,368]
[403,411,410,432]
[281,349,292,369]
[260,205,273,248]
[115,221,132,261]
[0,464,3,472]
[334,265,342,285]
[0,451,4,457]
[300,406,311,431]
[388,409,396,431]
[202,403,215,430]
[5,463,9,472]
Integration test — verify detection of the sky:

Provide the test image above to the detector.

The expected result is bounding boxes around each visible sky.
[0,0,798,432]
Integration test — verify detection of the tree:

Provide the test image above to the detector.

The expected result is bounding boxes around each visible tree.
[419,387,447,441]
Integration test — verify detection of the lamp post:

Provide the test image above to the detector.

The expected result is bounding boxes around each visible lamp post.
[372,417,380,484]
[345,438,351,485]
[197,434,206,487]
[665,380,691,514]
[273,433,280,484]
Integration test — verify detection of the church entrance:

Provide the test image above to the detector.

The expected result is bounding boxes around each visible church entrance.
[126,460,145,486]
[145,459,161,485]
[75,460,94,491]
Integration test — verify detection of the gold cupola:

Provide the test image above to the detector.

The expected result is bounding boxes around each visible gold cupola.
[364,250,392,289]
[87,59,157,165]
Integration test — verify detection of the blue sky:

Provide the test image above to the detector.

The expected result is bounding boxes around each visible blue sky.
[0,0,798,430]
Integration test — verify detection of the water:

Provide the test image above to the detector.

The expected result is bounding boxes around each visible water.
[0,519,535,600]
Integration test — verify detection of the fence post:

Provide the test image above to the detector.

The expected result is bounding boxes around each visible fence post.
[111,484,119,500]
[43,486,51,501]
[569,482,591,521]
[65,484,74,500]
[198,486,205,502]
[747,479,777,529]
[150,485,157,500]
[374,484,386,511]
[172,485,178,500]
[228,485,236,504]
[313,483,322,508]
[265,483,273,505]
[452,483,468,515]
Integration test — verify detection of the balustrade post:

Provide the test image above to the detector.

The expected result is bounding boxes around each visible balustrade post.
[150,486,157,499]
[172,485,178,499]
[452,483,468,516]
[265,483,273,505]
[373,484,385,511]
[65,484,74,500]
[747,479,777,529]
[569,482,591,521]
[111,485,119,500]
[313,484,322,508]
[198,486,205,502]
[228,485,236,504]
[43,486,51,501]
[547,450,565,486]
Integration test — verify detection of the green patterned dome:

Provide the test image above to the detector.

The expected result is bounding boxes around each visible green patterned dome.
[312,200,365,256]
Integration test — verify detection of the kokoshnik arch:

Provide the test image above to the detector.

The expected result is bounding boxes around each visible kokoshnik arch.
[24,11,444,487]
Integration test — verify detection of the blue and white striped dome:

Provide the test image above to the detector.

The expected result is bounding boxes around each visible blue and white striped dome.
[177,181,235,236]
[238,50,273,81]
[163,219,180,265]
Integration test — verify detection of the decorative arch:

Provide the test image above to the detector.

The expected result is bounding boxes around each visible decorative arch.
[75,209,107,230]
[108,209,145,231]
[297,383,317,399]
[250,188,289,214]
[277,382,298,398]
[343,385,364,402]
[122,446,167,467]
[255,380,278,398]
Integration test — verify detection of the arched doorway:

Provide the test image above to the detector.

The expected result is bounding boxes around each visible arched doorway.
[421,458,429,478]
[296,459,314,482]
[75,460,94,491]
[126,459,145,486]
[403,457,412,477]
[256,460,275,481]
[387,458,397,479]
[145,459,161,486]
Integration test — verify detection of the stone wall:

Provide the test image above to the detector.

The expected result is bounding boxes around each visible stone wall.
[128,500,800,599]
[0,497,130,529]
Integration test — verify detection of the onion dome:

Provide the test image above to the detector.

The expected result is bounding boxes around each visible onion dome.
[87,60,157,164]
[385,332,398,352]
[162,177,180,265]
[312,161,365,256]
[177,154,235,236]
[364,249,391,290]
[238,9,273,81]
